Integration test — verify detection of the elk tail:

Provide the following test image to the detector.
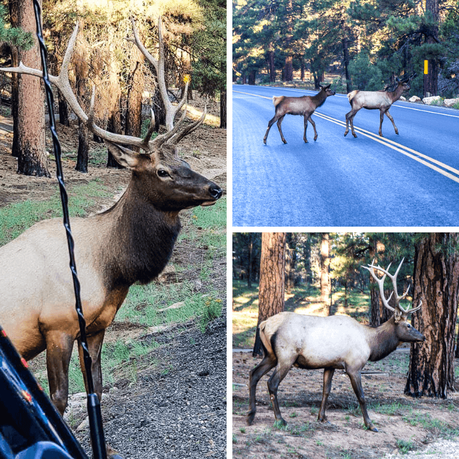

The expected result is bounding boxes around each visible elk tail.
[273,96,285,107]
[259,319,274,357]
[347,90,358,105]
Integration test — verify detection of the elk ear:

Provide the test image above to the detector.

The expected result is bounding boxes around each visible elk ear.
[104,140,140,169]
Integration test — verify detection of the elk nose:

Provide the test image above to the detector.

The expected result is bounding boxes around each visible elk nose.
[209,184,222,200]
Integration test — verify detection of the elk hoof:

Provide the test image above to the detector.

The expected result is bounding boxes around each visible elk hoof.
[367,424,378,432]
[247,411,255,425]
[352,133,357,138]
[282,140,287,144]
[274,418,287,427]
[314,136,318,141]
[263,139,267,145]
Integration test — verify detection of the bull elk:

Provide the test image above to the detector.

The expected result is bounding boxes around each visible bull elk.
[344,73,416,138]
[0,17,222,432]
[263,84,335,145]
[247,259,424,432]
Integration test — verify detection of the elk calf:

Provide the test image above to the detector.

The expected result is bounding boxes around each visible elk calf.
[247,259,424,432]
[263,84,335,145]
[344,74,415,138]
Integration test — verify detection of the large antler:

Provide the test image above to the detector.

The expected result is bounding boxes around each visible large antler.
[363,259,422,315]
[129,17,189,132]
[0,18,203,154]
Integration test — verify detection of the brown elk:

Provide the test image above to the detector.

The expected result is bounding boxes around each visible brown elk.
[0,18,222,426]
[247,259,424,432]
[344,74,416,138]
[263,84,335,145]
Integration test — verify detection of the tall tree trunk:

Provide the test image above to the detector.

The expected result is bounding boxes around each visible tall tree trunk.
[268,50,276,83]
[10,0,48,177]
[125,48,145,148]
[405,233,459,398]
[247,233,254,289]
[220,88,226,129]
[248,70,256,85]
[253,232,286,356]
[424,0,439,96]
[283,56,293,82]
[342,36,351,93]
[320,233,331,307]
[58,93,70,127]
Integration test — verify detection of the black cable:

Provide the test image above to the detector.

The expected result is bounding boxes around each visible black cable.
[32,2,107,458]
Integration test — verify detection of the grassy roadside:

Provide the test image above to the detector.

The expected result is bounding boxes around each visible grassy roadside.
[0,181,226,395]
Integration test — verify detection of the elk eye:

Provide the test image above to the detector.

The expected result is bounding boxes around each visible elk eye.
[157,169,170,178]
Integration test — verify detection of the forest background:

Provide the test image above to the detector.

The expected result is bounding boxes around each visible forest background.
[233,0,459,98]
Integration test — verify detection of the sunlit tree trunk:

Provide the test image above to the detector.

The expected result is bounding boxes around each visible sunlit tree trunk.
[10,0,48,176]
[253,232,286,356]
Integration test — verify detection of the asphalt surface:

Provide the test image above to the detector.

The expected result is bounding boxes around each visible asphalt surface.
[232,85,459,227]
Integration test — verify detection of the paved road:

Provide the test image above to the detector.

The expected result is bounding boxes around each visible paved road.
[232,85,459,227]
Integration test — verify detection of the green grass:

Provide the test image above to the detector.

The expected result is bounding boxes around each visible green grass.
[0,179,110,246]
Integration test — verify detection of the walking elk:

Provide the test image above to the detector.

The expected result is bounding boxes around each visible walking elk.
[263,84,335,145]
[247,259,424,432]
[0,18,222,426]
[344,73,416,138]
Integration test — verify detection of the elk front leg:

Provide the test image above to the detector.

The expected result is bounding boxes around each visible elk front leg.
[347,370,377,432]
[303,115,309,143]
[308,116,318,141]
[379,109,386,137]
[318,368,335,423]
[46,332,75,415]
[276,115,287,144]
[385,109,398,135]
[77,329,106,402]
[247,355,277,425]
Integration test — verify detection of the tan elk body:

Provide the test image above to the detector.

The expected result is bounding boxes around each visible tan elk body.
[247,260,425,431]
[344,75,415,138]
[0,19,222,420]
[263,84,335,145]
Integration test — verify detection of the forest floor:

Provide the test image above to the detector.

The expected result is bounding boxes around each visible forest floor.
[0,96,228,459]
[232,285,459,459]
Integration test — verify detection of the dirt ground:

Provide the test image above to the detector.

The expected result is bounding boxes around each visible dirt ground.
[0,99,227,458]
[232,348,459,459]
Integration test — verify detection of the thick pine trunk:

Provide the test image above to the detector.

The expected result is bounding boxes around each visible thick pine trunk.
[125,49,144,147]
[268,50,276,83]
[253,233,286,356]
[10,0,48,177]
[320,233,331,307]
[283,56,293,82]
[220,88,226,129]
[405,233,459,398]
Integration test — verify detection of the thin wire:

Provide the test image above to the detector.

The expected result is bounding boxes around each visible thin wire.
[32,2,107,458]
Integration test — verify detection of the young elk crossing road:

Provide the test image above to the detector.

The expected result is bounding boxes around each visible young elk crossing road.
[232,85,459,227]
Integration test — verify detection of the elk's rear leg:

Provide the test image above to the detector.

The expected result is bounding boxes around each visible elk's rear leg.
[46,332,75,415]
[247,354,277,425]
[77,329,106,402]
[308,116,318,141]
[385,109,398,135]
[348,370,377,432]
[318,368,335,423]
[263,114,280,145]
[345,110,358,138]
[267,357,295,426]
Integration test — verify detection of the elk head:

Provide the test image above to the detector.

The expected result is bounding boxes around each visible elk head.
[363,258,425,342]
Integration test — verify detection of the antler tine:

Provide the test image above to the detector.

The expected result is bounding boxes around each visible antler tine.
[168,105,207,146]
[407,299,422,314]
[152,106,189,148]
[362,260,395,312]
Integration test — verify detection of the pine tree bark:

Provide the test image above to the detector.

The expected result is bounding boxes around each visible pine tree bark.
[320,234,331,307]
[253,232,286,356]
[125,48,145,149]
[220,87,226,129]
[268,50,275,82]
[405,233,459,398]
[10,0,48,177]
